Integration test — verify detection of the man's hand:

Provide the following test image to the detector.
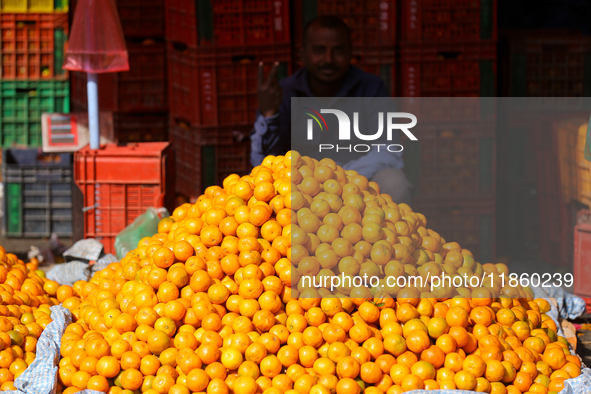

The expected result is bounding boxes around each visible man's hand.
[258,61,283,118]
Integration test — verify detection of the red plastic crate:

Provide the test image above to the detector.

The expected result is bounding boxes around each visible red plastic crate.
[574,219,591,298]
[165,0,290,48]
[499,29,591,97]
[167,43,291,127]
[170,122,252,201]
[398,42,497,97]
[70,39,167,113]
[117,0,165,38]
[70,0,164,38]
[74,143,175,254]
[1,13,68,80]
[292,0,396,49]
[403,120,496,200]
[400,0,497,44]
[114,112,168,143]
[414,198,496,264]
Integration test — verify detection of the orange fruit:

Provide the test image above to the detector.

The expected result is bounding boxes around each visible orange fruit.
[57,286,74,303]
[87,375,109,392]
[336,356,360,379]
[71,370,91,390]
[120,368,143,390]
[411,360,436,381]
[448,326,469,347]
[336,378,361,394]
[359,361,382,383]
[453,370,477,391]
[153,248,175,269]
[234,376,257,394]
[420,345,445,368]
[542,346,566,370]
[405,330,430,354]
[400,374,424,391]
[446,306,469,328]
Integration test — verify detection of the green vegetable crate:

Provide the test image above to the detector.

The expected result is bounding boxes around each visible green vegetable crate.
[0,80,70,148]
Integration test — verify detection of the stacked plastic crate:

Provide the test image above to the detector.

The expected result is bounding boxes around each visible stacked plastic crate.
[74,143,175,254]
[69,0,168,143]
[398,0,497,97]
[399,0,498,264]
[165,0,291,201]
[0,0,73,237]
[497,30,591,265]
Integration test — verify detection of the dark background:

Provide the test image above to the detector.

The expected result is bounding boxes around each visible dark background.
[498,0,591,33]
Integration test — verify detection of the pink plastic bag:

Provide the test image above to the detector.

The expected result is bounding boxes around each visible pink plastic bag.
[63,0,129,73]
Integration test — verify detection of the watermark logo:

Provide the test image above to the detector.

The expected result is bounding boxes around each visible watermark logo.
[303,108,328,138]
[303,108,418,152]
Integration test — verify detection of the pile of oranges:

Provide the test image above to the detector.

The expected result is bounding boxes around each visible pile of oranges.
[54,151,582,394]
[0,247,72,391]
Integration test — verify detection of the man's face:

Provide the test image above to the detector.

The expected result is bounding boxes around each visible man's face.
[301,25,352,84]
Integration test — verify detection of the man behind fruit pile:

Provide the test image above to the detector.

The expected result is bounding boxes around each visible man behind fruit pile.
[251,15,412,205]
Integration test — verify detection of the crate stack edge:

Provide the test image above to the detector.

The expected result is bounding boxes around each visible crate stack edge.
[0,1,72,236]
[67,0,173,245]
[498,29,591,266]
[166,0,292,201]
[0,12,70,148]
[396,0,498,264]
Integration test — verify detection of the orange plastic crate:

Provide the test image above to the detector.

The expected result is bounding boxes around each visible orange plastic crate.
[0,13,68,80]
[74,143,175,254]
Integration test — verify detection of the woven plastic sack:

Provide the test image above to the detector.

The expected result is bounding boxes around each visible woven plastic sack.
[114,208,169,259]
[63,238,104,263]
[46,261,91,286]
[62,0,129,73]
[90,253,119,275]
[46,253,119,286]
[6,305,72,394]
[530,285,591,394]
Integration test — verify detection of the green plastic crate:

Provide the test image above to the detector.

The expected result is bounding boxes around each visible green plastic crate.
[5,183,21,235]
[0,80,69,147]
[52,0,67,11]
[54,29,66,77]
